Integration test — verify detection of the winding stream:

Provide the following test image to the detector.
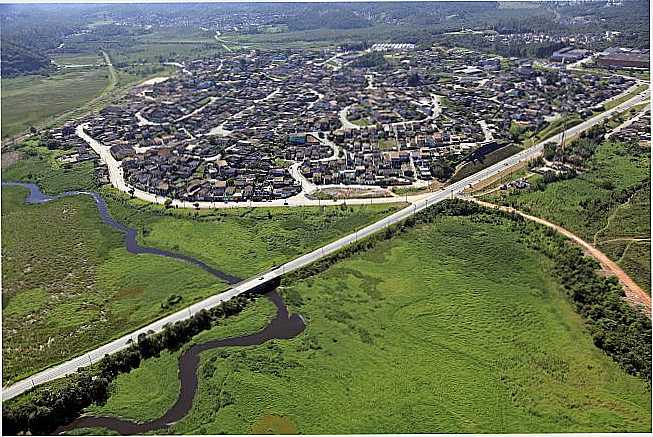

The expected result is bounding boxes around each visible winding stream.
[2,182,241,284]
[55,290,305,435]
[3,181,306,434]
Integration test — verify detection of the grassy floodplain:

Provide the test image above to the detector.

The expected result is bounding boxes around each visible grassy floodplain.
[81,213,651,434]
[1,69,109,138]
[1,148,402,383]
[487,140,650,292]
[101,188,402,279]
[1,185,228,385]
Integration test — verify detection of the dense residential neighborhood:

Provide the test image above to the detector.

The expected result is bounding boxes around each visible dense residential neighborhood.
[58,44,637,202]
[1,1,651,436]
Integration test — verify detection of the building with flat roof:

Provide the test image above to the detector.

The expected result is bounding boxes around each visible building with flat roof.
[597,47,649,69]
[551,47,590,63]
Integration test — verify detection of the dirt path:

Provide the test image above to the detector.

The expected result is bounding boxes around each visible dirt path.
[592,190,639,246]
[465,197,651,313]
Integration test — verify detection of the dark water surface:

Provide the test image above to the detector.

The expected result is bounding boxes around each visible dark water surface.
[3,182,306,434]
[2,182,241,284]
[55,290,305,435]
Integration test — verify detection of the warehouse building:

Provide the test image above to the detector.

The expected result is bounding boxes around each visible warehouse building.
[551,47,590,63]
[597,47,650,69]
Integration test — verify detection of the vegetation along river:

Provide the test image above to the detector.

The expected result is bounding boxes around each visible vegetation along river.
[2,182,307,434]
[2,182,241,283]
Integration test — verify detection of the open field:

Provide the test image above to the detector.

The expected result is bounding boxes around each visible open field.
[1,186,228,384]
[1,69,109,138]
[219,24,428,50]
[102,188,403,279]
[78,213,651,434]
[487,140,650,292]
[2,151,401,382]
[52,53,105,66]
[1,51,175,141]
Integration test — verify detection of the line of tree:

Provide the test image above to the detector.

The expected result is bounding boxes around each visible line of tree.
[285,198,651,382]
[2,292,259,435]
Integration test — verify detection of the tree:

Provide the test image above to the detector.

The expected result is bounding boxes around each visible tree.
[407,72,421,87]
[164,198,173,208]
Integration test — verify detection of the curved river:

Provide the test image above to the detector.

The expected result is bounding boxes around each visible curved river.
[55,290,305,435]
[2,182,306,434]
[2,182,241,284]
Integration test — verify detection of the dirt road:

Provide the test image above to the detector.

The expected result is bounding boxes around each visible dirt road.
[466,197,651,313]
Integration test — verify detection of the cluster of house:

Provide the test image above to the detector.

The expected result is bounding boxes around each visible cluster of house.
[300,118,487,185]
[346,91,432,126]
[121,140,301,202]
[299,149,415,186]
[482,31,625,53]
[612,110,651,145]
[75,44,636,201]
[47,123,99,165]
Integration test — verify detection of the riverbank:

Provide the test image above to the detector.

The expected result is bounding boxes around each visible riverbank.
[1,183,231,385]
[73,207,652,434]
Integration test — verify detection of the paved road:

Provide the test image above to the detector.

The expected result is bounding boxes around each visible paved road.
[3,86,649,402]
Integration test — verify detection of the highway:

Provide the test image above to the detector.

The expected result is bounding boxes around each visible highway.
[2,86,649,402]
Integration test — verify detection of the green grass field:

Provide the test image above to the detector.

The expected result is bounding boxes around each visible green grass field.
[2,149,402,383]
[1,69,109,138]
[101,188,402,279]
[452,144,522,182]
[52,53,105,66]
[2,142,99,194]
[1,186,229,384]
[487,141,650,292]
[81,214,651,434]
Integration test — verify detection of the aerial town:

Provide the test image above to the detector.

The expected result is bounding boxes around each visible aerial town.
[2,1,651,436]
[51,45,638,203]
